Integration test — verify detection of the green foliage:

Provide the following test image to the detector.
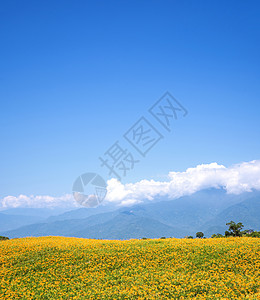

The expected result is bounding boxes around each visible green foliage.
[211,233,224,238]
[241,231,260,238]
[250,231,260,238]
[0,236,9,241]
[225,221,244,237]
[196,232,204,238]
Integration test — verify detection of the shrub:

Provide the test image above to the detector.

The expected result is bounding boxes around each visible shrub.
[251,231,260,238]
[211,233,224,238]
[196,232,204,238]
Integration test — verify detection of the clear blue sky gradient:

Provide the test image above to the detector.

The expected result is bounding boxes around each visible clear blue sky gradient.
[0,0,260,197]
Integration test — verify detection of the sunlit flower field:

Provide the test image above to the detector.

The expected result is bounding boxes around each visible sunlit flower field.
[1,237,260,299]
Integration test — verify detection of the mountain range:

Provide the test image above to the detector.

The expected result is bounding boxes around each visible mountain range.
[1,189,260,239]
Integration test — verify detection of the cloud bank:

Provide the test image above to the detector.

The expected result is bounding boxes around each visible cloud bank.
[105,160,260,206]
[1,160,260,208]
[0,194,76,209]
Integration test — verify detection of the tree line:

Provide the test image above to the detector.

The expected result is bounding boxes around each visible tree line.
[186,221,260,239]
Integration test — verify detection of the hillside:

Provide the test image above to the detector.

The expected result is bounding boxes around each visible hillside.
[1,237,260,299]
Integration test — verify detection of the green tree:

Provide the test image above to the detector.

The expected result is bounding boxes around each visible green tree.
[211,233,223,238]
[225,221,244,237]
[251,231,260,238]
[196,232,204,238]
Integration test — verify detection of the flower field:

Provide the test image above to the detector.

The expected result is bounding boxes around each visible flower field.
[1,237,260,299]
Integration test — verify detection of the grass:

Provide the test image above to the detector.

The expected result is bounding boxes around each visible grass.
[1,236,260,299]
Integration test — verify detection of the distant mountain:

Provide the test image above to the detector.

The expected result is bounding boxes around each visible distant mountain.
[203,195,260,237]
[114,189,254,231]
[1,189,259,239]
[46,205,116,222]
[0,211,119,238]
[0,212,44,232]
[1,207,74,218]
[0,207,75,232]
[1,211,188,239]
[73,212,188,239]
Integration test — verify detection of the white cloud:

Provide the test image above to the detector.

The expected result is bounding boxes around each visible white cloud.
[105,160,260,206]
[0,194,76,209]
[1,160,260,209]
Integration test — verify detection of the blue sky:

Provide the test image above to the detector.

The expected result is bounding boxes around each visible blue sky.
[0,0,260,199]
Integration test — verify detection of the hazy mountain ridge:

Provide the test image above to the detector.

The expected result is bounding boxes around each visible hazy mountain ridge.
[0,212,44,232]
[203,195,260,236]
[0,207,75,232]
[1,189,260,239]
